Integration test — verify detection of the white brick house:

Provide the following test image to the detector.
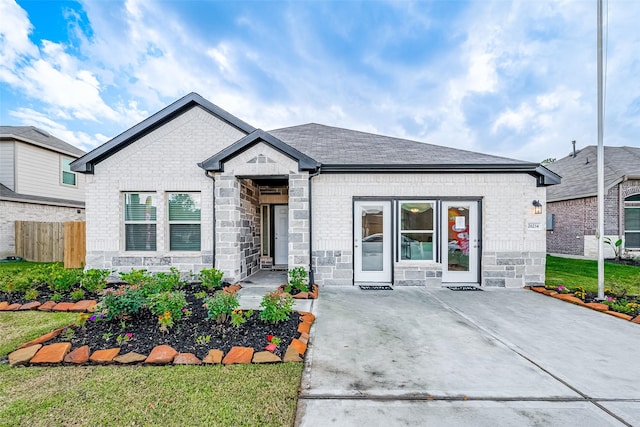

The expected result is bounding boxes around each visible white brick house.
[72,93,560,287]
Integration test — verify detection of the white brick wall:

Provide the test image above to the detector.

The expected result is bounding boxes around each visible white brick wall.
[0,200,85,258]
[85,106,246,271]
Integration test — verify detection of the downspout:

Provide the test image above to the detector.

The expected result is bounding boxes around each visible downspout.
[205,171,216,268]
[308,167,321,285]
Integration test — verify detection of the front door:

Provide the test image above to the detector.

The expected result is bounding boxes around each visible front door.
[441,201,479,283]
[354,201,391,283]
[274,205,288,265]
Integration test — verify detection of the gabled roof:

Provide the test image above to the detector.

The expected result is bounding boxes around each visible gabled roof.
[71,92,255,173]
[270,123,559,185]
[545,146,640,202]
[0,126,84,157]
[0,183,84,208]
[198,129,320,172]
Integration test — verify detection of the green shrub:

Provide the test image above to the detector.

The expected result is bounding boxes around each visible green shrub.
[100,287,146,320]
[118,269,153,287]
[147,267,184,294]
[80,269,110,293]
[51,292,63,302]
[148,291,188,331]
[259,291,294,324]
[70,288,85,301]
[204,291,239,324]
[198,268,224,290]
[48,265,82,292]
[285,267,309,293]
[24,289,39,300]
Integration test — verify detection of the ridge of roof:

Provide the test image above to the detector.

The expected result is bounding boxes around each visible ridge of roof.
[71,92,256,173]
[0,126,85,157]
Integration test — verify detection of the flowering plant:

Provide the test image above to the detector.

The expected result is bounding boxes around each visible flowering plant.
[264,335,281,353]
[116,332,133,344]
[230,308,253,328]
[556,285,571,294]
[158,310,174,332]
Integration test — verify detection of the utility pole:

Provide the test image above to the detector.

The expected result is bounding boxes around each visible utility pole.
[597,0,605,300]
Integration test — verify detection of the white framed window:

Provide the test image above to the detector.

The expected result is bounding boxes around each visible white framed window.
[624,194,640,250]
[398,201,435,261]
[124,193,157,251]
[61,157,76,186]
[168,193,201,251]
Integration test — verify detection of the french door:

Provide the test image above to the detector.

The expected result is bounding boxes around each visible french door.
[441,201,479,283]
[354,201,391,283]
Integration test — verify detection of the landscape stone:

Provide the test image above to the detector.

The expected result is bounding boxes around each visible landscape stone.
[297,321,311,334]
[18,327,65,349]
[203,349,224,364]
[6,303,21,310]
[90,348,121,363]
[585,302,609,312]
[290,338,307,355]
[553,294,584,305]
[38,301,57,311]
[0,301,9,310]
[145,345,178,364]
[70,300,97,312]
[8,344,42,366]
[283,345,303,362]
[114,352,147,364]
[52,302,76,312]
[64,345,90,364]
[632,315,640,324]
[293,292,309,299]
[604,311,633,321]
[222,346,254,364]
[530,287,546,294]
[299,312,315,323]
[252,351,281,363]
[30,342,72,364]
[19,301,41,310]
[298,333,309,344]
[174,353,202,365]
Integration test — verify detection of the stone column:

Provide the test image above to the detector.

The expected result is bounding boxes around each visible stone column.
[215,175,242,282]
[288,172,310,270]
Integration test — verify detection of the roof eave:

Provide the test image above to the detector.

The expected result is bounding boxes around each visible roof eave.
[70,93,256,173]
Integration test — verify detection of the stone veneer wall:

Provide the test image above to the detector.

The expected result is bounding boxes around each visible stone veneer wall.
[0,200,85,258]
[288,173,310,269]
[393,263,442,287]
[482,251,546,288]
[239,179,260,279]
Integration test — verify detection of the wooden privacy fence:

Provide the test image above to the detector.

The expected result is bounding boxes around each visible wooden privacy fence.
[15,221,86,268]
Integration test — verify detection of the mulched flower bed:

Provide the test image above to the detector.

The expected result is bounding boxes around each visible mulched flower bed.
[45,290,301,360]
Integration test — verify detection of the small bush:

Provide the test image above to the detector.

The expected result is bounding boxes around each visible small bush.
[198,268,224,290]
[80,269,110,293]
[48,265,82,293]
[230,308,253,328]
[118,269,153,287]
[259,291,294,324]
[204,291,239,324]
[100,287,146,320]
[51,292,63,302]
[24,289,39,300]
[285,267,309,293]
[70,288,85,301]
[149,267,184,294]
[148,291,188,331]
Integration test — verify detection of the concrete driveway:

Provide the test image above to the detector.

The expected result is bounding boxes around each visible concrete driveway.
[295,287,640,426]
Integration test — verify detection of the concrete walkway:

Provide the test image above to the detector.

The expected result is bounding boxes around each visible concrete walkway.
[295,287,640,426]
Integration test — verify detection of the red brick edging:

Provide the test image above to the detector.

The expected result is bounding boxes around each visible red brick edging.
[529,287,640,325]
[0,300,97,313]
[7,311,315,367]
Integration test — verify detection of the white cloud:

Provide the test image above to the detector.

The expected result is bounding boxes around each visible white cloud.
[0,0,38,66]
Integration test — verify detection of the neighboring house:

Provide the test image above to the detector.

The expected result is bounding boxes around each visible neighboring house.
[545,145,640,258]
[0,126,86,258]
[71,93,559,287]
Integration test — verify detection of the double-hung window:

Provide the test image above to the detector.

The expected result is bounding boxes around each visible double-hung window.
[624,194,640,250]
[124,193,157,251]
[168,193,201,251]
[399,201,435,261]
[61,157,76,186]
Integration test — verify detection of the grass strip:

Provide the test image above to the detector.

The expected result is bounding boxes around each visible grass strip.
[546,255,640,295]
[0,311,76,357]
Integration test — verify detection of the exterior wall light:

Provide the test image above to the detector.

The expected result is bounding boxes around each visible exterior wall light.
[532,200,542,215]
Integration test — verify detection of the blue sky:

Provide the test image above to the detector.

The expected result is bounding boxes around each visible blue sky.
[1,0,639,162]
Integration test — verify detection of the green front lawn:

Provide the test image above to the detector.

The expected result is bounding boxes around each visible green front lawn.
[545,255,640,295]
[0,311,303,426]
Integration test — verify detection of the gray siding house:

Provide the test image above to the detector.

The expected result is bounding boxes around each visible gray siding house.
[72,93,559,287]
[546,145,640,258]
[0,126,86,258]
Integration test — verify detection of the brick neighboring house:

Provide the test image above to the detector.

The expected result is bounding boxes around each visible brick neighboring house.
[545,145,640,258]
[0,126,86,258]
[71,93,560,288]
